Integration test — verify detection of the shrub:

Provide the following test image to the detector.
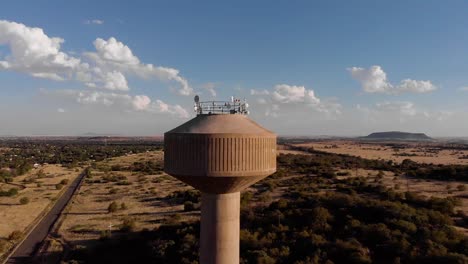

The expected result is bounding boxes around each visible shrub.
[457,184,466,191]
[120,218,136,232]
[19,197,30,205]
[99,230,111,240]
[120,202,128,210]
[36,169,46,178]
[84,167,92,178]
[108,201,119,213]
[0,188,18,197]
[111,164,124,171]
[336,171,350,176]
[60,179,69,185]
[55,183,63,190]
[8,230,22,241]
[0,239,7,253]
[166,214,182,225]
[377,171,385,179]
[109,188,118,194]
[241,192,253,208]
[116,180,131,186]
[184,201,195,212]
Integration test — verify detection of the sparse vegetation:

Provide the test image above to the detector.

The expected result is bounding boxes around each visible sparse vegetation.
[7,230,22,241]
[120,218,136,232]
[0,239,6,253]
[19,197,29,205]
[60,179,69,185]
[0,188,18,197]
[108,201,119,213]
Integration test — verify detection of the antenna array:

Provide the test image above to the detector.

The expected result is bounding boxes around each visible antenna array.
[193,95,249,115]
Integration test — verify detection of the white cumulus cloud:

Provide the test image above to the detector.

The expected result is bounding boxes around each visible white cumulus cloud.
[93,37,140,65]
[0,20,192,95]
[42,89,189,118]
[0,20,83,81]
[86,37,193,95]
[348,65,436,94]
[103,71,129,91]
[132,95,151,110]
[251,84,341,117]
[272,84,320,105]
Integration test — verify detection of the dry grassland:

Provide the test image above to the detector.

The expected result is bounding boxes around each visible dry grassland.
[57,151,196,246]
[0,165,82,258]
[0,165,82,238]
[293,141,468,165]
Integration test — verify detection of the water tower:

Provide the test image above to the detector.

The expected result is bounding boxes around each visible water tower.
[164,96,276,264]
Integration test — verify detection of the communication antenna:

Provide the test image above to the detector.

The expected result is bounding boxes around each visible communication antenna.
[192,95,250,115]
[194,95,201,114]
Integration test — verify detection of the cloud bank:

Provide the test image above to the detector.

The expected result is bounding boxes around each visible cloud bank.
[0,19,191,119]
[348,65,436,94]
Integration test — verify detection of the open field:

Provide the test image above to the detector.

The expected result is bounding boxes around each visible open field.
[291,140,468,165]
[0,164,82,258]
[55,151,195,248]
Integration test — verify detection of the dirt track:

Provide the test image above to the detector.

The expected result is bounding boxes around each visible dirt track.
[5,169,86,264]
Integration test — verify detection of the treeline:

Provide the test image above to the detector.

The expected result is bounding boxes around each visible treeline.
[286,145,468,182]
[109,161,164,175]
[284,146,397,173]
[401,159,468,182]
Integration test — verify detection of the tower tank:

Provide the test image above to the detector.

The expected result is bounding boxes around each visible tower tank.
[164,96,276,264]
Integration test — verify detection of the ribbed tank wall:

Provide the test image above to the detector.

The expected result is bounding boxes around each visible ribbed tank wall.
[164,134,276,177]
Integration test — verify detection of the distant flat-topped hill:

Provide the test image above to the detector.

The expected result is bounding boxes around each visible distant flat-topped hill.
[361,131,432,141]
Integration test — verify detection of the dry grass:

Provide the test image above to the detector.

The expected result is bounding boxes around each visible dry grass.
[0,165,82,239]
[293,141,468,165]
[58,151,196,245]
[0,164,82,258]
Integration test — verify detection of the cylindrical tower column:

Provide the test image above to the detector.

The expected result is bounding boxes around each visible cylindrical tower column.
[200,192,240,264]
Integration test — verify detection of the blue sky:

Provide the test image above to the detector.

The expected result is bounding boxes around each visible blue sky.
[0,0,467,136]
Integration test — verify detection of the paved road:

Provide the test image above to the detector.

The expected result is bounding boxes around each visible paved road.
[5,170,86,264]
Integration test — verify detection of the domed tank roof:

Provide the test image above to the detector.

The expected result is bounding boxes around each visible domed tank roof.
[166,114,274,135]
